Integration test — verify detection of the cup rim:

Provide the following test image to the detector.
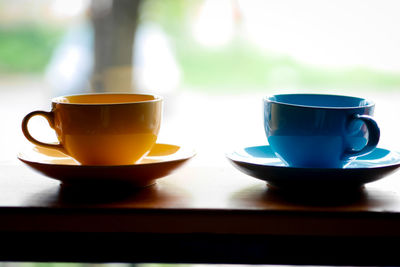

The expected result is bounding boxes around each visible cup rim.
[52,93,163,106]
[263,93,375,109]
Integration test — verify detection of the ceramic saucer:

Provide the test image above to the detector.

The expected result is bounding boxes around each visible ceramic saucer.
[18,143,196,187]
[226,145,400,190]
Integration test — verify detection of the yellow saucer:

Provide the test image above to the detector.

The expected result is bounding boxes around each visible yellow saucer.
[18,143,195,187]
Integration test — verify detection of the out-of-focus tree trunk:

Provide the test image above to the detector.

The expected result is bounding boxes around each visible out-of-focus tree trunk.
[90,0,142,92]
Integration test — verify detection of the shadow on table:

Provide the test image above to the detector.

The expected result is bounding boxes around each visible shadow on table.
[229,182,389,208]
[264,185,367,206]
[27,181,189,207]
[58,182,156,204]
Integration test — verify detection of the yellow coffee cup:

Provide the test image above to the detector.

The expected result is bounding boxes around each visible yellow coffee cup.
[22,93,162,165]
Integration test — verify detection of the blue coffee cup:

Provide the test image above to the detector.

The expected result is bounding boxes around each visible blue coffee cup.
[263,94,380,168]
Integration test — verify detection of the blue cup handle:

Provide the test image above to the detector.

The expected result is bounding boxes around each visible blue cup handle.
[345,114,380,157]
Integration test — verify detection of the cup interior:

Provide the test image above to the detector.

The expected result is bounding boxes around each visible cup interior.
[53,94,160,105]
[266,94,373,108]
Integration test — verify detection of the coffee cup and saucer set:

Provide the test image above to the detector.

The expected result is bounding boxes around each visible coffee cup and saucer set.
[227,93,400,191]
[18,93,196,188]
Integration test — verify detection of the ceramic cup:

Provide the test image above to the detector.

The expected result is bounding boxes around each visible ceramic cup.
[263,93,380,168]
[22,93,162,165]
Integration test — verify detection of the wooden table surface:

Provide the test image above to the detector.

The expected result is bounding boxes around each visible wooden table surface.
[1,156,400,265]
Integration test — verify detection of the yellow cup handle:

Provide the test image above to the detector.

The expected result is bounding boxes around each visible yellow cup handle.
[21,110,65,152]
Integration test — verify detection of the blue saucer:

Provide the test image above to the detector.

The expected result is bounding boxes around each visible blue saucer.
[226,146,400,190]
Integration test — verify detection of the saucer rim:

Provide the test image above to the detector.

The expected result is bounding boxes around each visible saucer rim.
[17,143,196,168]
[226,145,400,170]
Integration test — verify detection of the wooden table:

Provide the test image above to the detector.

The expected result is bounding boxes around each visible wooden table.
[1,157,400,266]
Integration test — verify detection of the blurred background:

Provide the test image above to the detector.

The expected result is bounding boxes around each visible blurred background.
[0,0,400,266]
[3,0,400,91]
[2,0,400,93]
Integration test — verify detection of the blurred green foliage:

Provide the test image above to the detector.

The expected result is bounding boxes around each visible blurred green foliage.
[0,25,63,73]
[177,41,400,92]
[141,0,400,92]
